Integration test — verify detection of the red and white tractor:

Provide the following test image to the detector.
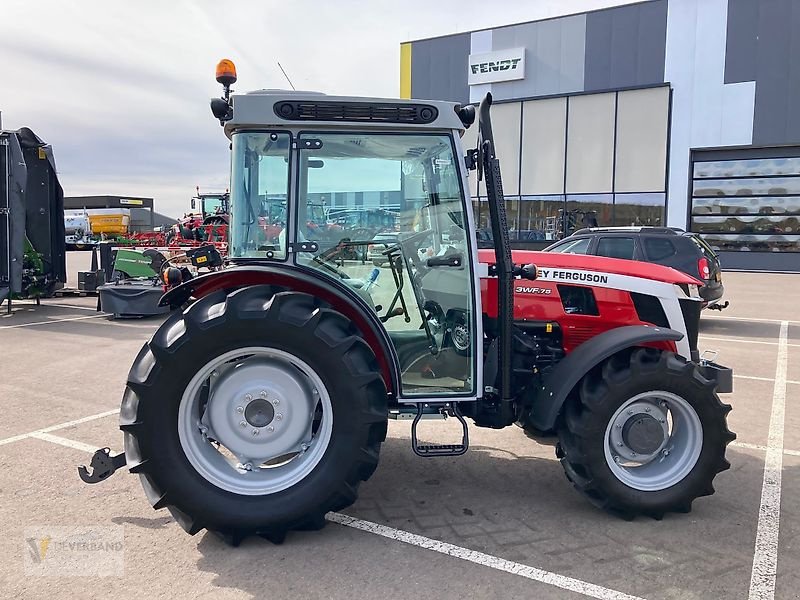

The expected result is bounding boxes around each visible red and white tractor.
[79,60,735,545]
[162,190,230,246]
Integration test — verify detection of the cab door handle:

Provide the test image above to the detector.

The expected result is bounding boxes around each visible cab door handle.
[426,253,463,267]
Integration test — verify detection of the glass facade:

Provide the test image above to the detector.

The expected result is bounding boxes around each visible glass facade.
[466,86,670,243]
[690,152,800,253]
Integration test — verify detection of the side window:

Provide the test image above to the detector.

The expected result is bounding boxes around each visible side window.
[228,132,291,259]
[550,237,591,254]
[644,237,677,261]
[596,237,635,260]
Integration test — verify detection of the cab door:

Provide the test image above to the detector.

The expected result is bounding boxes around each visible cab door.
[293,131,481,400]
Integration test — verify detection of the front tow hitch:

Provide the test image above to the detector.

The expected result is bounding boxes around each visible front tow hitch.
[697,350,734,394]
[77,448,127,484]
[707,300,730,311]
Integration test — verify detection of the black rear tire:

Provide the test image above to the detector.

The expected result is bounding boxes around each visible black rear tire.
[120,285,388,542]
[557,348,735,518]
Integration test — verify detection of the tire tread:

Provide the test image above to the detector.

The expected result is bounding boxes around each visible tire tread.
[557,348,736,519]
[122,285,388,543]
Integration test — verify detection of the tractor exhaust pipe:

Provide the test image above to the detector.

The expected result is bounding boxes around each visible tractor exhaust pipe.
[478,93,514,402]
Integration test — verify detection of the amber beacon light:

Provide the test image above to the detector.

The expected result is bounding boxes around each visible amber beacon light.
[215,59,237,86]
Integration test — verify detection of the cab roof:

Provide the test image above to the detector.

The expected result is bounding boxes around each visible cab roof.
[223,90,465,137]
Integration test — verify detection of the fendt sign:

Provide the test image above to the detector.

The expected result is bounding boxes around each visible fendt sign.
[467,48,526,85]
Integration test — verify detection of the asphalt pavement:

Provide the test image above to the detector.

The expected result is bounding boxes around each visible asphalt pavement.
[0,254,797,599]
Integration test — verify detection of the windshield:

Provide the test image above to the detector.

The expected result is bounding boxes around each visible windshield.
[201,195,226,215]
[296,132,464,250]
[228,132,291,259]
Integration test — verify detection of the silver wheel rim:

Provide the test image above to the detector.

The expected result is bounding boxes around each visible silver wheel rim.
[177,347,333,495]
[603,391,703,492]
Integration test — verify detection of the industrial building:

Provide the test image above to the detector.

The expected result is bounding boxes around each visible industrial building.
[400,0,800,270]
[64,195,174,232]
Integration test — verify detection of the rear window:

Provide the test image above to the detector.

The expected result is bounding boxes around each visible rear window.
[596,237,635,260]
[688,234,718,259]
[549,237,591,254]
[644,237,677,261]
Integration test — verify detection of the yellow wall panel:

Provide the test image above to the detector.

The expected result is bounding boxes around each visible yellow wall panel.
[400,43,412,99]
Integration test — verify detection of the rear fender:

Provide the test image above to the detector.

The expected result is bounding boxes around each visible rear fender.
[525,325,683,432]
[160,264,400,394]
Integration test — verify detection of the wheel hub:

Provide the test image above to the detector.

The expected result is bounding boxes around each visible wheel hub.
[603,391,704,492]
[245,398,275,428]
[608,400,670,463]
[622,414,664,455]
[203,356,315,464]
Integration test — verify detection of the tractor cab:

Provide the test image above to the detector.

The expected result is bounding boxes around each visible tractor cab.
[191,192,229,221]
[222,90,482,400]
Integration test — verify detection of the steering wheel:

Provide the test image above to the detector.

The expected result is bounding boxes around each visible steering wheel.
[312,253,351,280]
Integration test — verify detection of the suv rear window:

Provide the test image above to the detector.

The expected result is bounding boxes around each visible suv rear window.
[596,237,635,260]
[688,234,718,260]
[644,237,677,261]
[549,237,591,254]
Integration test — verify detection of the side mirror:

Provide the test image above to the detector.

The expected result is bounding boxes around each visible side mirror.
[456,104,476,128]
[515,264,538,280]
[210,98,232,121]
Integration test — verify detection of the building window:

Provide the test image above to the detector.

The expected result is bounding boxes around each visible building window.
[690,151,800,253]
[468,85,669,243]
[613,192,665,227]
[518,195,565,241]
[565,194,610,236]
[566,93,616,194]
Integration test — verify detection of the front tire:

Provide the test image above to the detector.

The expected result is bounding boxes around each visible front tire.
[557,348,735,518]
[121,285,388,543]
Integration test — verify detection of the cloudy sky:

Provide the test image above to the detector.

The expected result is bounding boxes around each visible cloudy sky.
[2,0,638,217]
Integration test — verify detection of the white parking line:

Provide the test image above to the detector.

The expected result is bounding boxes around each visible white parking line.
[706,315,800,326]
[43,303,100,311]
[327,513,644,600]
[733,442,800,459]
[30,432,108,454]
[700,335,800,348]
[748,321,788,600]
[0,313,109,329]
[0,409,119,446]
[11,301,99,311]
[735,375,800,386]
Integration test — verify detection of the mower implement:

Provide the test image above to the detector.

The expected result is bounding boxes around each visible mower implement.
[79,60,735,542]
